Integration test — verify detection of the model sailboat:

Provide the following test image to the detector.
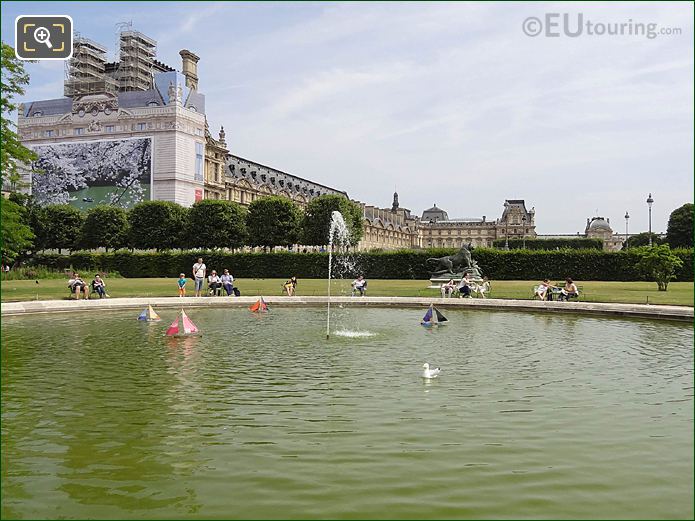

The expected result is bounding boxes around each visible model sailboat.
[421,304,448,327]
[249,296,269,313]
[165,309,199,336]
[137,304,161,321]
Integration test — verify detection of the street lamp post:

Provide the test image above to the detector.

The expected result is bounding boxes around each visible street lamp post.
[521,215,527,249]
[646,193,654,246]
[624,211,630,250]
[503,201,509,250]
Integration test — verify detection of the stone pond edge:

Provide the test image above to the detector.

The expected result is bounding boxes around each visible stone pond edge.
[1,296,692,322]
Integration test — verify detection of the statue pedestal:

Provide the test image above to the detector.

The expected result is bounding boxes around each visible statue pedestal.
[428,275,483,290]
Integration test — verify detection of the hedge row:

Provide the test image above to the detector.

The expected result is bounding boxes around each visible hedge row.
[491,238,604,250]
[31,248,694,281]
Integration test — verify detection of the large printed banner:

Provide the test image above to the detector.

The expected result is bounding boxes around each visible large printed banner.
[31,137,152,210]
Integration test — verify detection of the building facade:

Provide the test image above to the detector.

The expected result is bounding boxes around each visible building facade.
[537,216,626,251]
[357,193,419,250]
[355,195,537,250]
[584,216,624,251]
[18,30,207,207]
[222,155,347,209]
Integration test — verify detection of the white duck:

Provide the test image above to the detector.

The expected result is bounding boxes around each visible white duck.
[422,362,441,379]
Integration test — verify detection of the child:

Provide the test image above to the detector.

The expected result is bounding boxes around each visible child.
[177,273,187,297]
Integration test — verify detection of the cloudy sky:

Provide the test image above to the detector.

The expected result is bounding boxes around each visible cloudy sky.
[2,1,692,234]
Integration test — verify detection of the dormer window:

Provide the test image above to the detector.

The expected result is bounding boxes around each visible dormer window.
[33,111,43,117]
[148,101,159,107]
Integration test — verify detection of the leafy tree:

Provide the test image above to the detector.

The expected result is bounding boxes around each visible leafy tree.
[186,200,246,249]
[635,244,684,291]
[1,198,34,263]
[246,196,303,249]
[666,203,693,248]
[31,204,84,253]
[301,195,364,247]
[624,232,662,249]
[128,200,187,250]
[81,205,129,251]
[1,43,37,187]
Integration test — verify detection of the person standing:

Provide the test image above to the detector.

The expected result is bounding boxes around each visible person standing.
[177,273,187,297]
[192,257,206,297]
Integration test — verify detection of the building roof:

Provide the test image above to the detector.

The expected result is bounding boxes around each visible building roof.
[421,204,449,222]
[227,155,348,198]
[587,217,612,232]
[23,98,73,117]
[118,90,164,108]
[184,90,205,113]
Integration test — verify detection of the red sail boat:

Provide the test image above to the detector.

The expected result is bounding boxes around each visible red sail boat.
[249,296,269,312]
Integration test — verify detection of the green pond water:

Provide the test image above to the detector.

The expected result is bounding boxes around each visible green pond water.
[1,307,693,519]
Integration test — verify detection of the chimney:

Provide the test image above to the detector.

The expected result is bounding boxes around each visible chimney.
[179,49,200,90]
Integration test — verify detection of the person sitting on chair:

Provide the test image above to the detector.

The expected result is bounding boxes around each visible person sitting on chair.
[441,279,456,298]
[458,273,472,298]
[559,277,579,301]
[534,279,557,301]
[351,275,367,296]
[207,270,222,296]
[284,276,298,296]
[220,269,234,296]
[477,276,491,299]
[68,273,89,300]
[91,274,108,298]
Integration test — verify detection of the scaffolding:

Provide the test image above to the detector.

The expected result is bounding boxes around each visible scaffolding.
[117,29,157,92]
[64,35,118,97]
[63,26,163,96]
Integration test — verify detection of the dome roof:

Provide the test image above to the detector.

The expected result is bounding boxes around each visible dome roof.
[421,204,449,222]
[588,217,612,232]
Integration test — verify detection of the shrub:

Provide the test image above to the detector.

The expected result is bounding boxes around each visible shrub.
[30,248,694,281]
[491,238,603,250]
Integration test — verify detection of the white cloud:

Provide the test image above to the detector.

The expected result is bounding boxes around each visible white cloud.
[3,1,692,234]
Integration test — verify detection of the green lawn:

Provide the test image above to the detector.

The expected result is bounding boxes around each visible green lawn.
[1,278,692,306]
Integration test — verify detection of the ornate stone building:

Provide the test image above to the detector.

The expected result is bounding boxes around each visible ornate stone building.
[584,216,624,251]
[204,125,228,200]
[536,216,625,251]
[221,155,347,208]
[355,195,537,250]
[17,30,208,207]
[357,192,419,250]
[417,199,536,248]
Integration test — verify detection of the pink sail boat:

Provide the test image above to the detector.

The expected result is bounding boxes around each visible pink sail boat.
[165,309,199,336]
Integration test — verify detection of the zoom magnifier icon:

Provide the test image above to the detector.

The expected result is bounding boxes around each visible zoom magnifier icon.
[34,26,53,48]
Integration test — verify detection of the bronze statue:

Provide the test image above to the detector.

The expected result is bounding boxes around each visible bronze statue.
[427,244,482,278]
